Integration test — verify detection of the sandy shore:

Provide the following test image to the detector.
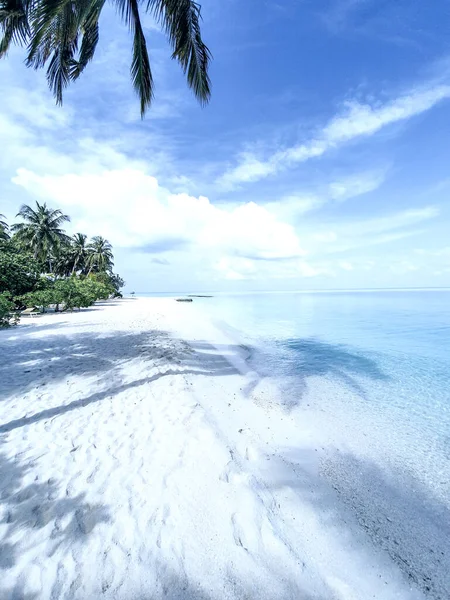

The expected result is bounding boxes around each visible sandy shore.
[0,298,425,600]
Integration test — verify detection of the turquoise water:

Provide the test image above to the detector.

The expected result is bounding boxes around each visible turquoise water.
[139,290,450,595]
[194,290,450,597]
[196,291,450,482]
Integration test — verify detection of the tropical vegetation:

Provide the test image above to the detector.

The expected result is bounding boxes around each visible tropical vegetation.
[0,0,211,116]
[11,202,70,268]
[0,201,125,327]
[0,214,9,241]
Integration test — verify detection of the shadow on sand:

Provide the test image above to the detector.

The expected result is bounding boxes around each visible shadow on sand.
[0,327,246,434]
[265,447,450,600]
[0,444,110,577]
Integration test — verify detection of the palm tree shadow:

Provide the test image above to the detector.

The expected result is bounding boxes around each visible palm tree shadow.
[0,584,38,600]
[0,329,246,434]
[264,447,450,600]
[249,337,389,410]
[0,444,110,580]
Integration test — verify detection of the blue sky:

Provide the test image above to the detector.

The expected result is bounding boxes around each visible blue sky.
[1,0,450,291]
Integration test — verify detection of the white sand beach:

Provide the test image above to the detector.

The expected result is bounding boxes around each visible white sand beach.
[0,298,426,600]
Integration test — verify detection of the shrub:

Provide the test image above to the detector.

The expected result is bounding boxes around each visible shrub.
[0,292,18,328]
[18,289,55,312]
[89,271,124,297]
[0,249,40,297]
[53,277,109,311]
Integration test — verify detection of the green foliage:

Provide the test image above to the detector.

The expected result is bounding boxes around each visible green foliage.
[0,201,125,315]
[86,236,114,273]
[83,279,110,302]
[53,279,85,311]
[70,233,88,274]
[11,201,70,267]
[0,292,17,328]
[0,214,9,241]
[0,246,40,297]
[55,277,111,310]
[109,273,125,295]
[0,0,211,117]
[18,288,55,311]
[18,277,111,311]
[89,271,125,296]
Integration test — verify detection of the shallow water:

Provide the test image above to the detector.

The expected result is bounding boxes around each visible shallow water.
[190,290,450,599]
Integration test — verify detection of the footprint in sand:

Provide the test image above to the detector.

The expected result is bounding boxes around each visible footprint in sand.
[86,464,100,484]
[231,513,248,552]
[32,503,54,528]
[75,505,109,535]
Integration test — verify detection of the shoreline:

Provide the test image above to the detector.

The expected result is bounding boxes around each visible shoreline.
[0,298,430,599]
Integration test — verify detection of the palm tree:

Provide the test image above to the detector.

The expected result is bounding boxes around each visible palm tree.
[70,233,88,274]
[0,0,211,117]
[86,236,114,273]
[0,214,9,241]
[11,202,70,271]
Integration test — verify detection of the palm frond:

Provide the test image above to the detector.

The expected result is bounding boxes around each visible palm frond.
[1,0,211,114]
[86,235,114,272]
[114,0,153,116]
[28,0,81,103]
[12,201,70,263]
[27,0,103,103]
[16,202,39,220]
[26,0,69,68]
[47,208,71,227]
[69,0,104,79]
[147,0,211,104]
[0,213,9,241]
[0,0,31,57]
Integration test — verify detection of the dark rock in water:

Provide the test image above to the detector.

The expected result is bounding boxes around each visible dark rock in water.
[175,298,193,302]
[187,295,213,298]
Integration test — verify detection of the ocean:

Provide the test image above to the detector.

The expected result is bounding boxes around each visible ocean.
[140,289,450,598]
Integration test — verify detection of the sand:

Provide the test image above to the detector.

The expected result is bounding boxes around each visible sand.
[0,298,426,600]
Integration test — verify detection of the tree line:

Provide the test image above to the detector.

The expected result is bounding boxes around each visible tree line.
[0,202,125,327]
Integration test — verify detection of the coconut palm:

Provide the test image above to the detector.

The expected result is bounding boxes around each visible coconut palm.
[11,202,70,271]
[53,233,88,276]
[0,214,9,241]
[86,236,114,273]
[54,248,73,277]
[0,0,211,117]
[70,233,89,274]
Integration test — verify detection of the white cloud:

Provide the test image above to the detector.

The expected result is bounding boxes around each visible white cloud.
[339,261,354,271]
[296,205,440,256]
[414,246,450,258]
[327,171,386,201]
[1,33,449,291]
[215,257,255,280]
[217,83,450,189]
[264,170,387,219]
[12,168,305,262]
[389,260,419,274]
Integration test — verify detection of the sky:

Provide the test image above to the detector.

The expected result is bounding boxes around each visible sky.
[1,0,450,292]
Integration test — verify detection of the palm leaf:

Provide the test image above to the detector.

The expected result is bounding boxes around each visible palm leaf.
[12,201,70,263]
[69,0,104,78]
[27,0,81,103]
[114,0,153,116]
[1,0,211,114]
[0,0,31,57]
[147,0,211,104]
